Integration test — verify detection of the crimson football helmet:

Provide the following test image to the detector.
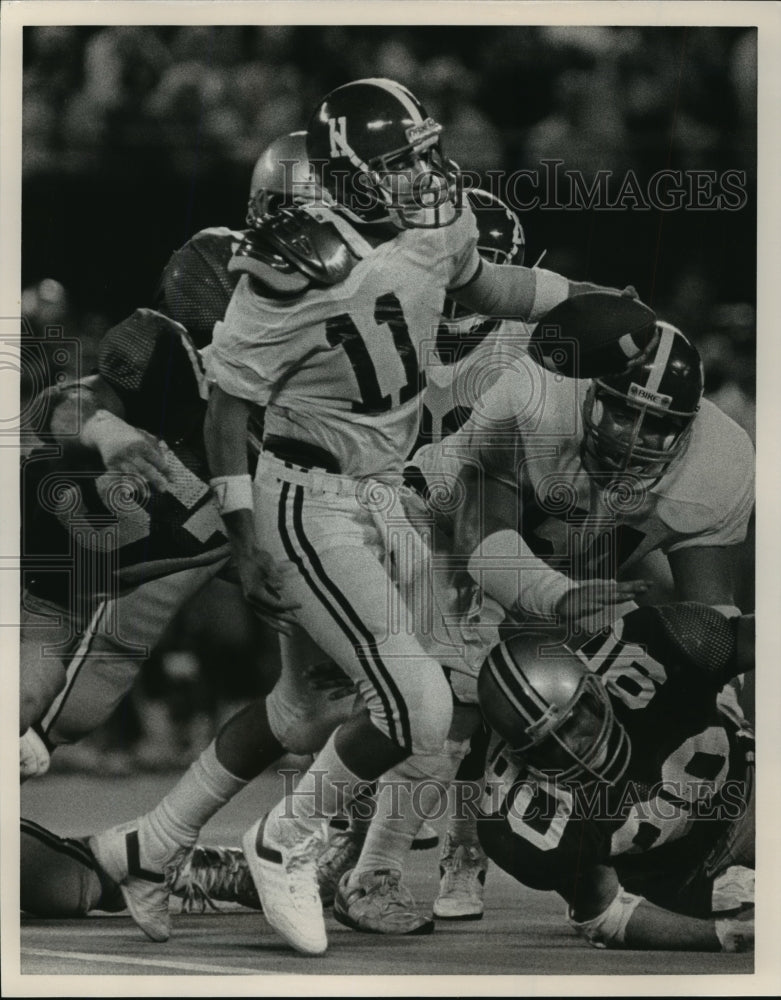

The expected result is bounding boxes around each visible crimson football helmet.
[582,321,704,480]
[306,77,460,229]
[246,130,319,227]
[439,188,525,338]
[478,635,631,786]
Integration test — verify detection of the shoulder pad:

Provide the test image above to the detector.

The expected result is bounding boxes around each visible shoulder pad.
[229,206,360,288]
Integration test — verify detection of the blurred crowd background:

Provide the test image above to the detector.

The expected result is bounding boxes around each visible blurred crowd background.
[20,24,757,772]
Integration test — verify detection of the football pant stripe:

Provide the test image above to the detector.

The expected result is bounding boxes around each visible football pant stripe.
[289,485,413,752]
[39,598,110,739]
[276,482,410,752]
[21,818,96,869]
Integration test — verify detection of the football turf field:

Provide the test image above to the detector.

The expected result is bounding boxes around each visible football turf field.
[17,762,753,987]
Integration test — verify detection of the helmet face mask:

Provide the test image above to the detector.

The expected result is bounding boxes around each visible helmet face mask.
[307,78,461,230]
[581,322,704,482]
[520,675,631,787]
[582,382,694,479]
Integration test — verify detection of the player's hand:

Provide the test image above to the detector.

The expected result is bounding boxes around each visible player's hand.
[555,578,649,629]
[234,546,300,635]
[98,424,172,493]
[621,285,640,299]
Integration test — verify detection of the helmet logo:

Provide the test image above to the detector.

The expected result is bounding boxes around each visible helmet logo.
[405,117,442,151]
[627,382,672,409]
[328,116,350,157]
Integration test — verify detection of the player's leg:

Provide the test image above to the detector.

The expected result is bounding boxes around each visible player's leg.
[87,627,353,942]
[240,479,455,954]
[21,818,263,918]
[19,595,71,737]
[21,818,125,917]
[433,720,492,921]
[331,702,481,934]
[37,559,231,750]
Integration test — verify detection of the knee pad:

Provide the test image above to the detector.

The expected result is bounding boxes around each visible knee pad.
[267,676,356,755]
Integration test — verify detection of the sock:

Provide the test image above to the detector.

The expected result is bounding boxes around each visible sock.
[445,807,481,849]
[349,742,466,885]
[267,728,366,841]
[143,741,248,856]
[348,776,431,881]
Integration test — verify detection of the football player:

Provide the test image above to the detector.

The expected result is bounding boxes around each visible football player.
[89,76,656,958]
[475,603,755,952]
[18,132,315,771]
[410,319,755,920]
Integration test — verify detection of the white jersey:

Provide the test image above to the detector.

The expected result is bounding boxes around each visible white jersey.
[420,318,532,444]
[207,203,484,478]
[414,360,755,578]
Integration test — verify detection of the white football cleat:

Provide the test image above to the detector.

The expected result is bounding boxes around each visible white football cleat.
[242,814,328,956]
[433,832,488,921]
[89,820,189,942]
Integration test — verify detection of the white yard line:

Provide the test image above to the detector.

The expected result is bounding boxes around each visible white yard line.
[22,948,280,976]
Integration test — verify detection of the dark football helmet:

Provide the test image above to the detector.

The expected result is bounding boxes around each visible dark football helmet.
[246,130,318,227]
[478,634,631,786]
[439,188,525,337]
[306,77,460,229]
[582,321,704,480]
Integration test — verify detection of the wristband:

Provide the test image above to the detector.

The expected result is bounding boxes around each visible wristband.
[567,887,644,949]
[467,529,573,617]
[210,474,254,514]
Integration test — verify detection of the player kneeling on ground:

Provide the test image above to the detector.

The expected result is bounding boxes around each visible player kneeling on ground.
[475,603,754,952]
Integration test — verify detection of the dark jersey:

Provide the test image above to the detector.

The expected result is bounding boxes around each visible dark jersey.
[21,228,250,605]
[154,226,243,349]
[478,603,753,916]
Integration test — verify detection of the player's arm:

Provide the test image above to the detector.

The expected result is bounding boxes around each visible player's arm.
[450,259,632,324]
[454,464,646,625]
[667,544,742,610]
[203,383,298,633]
[564,864,752,952]
[37,373,171,492]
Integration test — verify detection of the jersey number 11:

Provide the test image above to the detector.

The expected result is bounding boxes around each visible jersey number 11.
[326,292,426,413]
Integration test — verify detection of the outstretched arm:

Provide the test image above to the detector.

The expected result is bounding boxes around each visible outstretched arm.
[451,259,630,323]
[38,374,171,492]
[564,864,752,953]
[454,465,646,626]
